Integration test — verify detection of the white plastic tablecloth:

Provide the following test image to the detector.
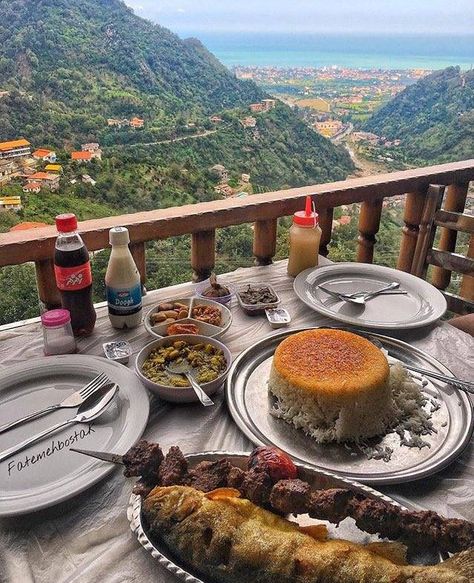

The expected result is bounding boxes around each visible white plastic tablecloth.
[0,260,473,583]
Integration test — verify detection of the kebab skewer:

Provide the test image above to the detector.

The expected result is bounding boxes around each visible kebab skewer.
[71,441,474,555]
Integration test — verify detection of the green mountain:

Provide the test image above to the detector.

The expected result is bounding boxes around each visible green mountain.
[0,0,352,192]
[364,66,474,164]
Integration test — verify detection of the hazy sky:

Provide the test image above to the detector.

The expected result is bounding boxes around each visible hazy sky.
[124,0,474,35]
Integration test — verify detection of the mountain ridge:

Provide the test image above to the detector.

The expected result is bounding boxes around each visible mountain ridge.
[364,66,474,164]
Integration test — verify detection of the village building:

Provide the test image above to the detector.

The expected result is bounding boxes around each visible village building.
[0,195,22,211]
[81,143,102,160]
[209,115,223,123]
[0,139,31,160]
[71,151,93,163]
[107,118,125,127]
[130,117,144,128]
[32,148,57,163]
[249,103,264,113]
[9,221,48,232]
[0,160,16,184]
[23,182,42,193]
[82,174,97,186]
[214,183,234,197]
[26,171,60,191]
[261,98,276,111]
[241,173,250,183]
[45,163,62,173]
[240,116,257,128]
[210,164,229,183]
[314,120,343,138]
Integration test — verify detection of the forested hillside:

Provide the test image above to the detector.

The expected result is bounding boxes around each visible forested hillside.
[0,0,263,144]
[364,67,474,164]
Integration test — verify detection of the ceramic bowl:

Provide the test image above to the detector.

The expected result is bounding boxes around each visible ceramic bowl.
[194,279,235,305]
[135,335,232,403]
[144,296,232,339]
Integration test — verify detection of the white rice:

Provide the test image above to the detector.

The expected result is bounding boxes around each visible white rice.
[269,362,428,444]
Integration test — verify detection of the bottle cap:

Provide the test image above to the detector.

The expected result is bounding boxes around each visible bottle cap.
[293,195,319,227]
[109,226,130,246]
[55,213,78,232]
[41,309,71,327]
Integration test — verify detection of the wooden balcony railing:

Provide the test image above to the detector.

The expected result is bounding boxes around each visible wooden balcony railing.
[1,159,473,314]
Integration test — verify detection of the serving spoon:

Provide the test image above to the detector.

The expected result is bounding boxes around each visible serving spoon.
[165,361,214,407]
[0,383,119,463]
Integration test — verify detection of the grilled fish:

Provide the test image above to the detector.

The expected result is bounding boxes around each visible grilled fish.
[143,486,474,583]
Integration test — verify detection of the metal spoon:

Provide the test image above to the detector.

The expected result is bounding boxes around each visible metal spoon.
[318,282,400,305]
[0,383,119,463]
[165,361,214,407]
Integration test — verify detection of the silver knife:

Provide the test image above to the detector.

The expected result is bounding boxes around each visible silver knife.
[70,447,124,465]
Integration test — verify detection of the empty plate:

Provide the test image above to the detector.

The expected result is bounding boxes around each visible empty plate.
[293,263,447,329]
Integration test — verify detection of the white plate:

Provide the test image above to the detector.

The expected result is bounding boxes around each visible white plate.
[294,263,447,329]
[0,355,149,517]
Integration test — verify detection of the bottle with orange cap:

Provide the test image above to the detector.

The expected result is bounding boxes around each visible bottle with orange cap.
[287,195,322,277]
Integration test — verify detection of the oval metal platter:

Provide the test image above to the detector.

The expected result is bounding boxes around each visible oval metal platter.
[128,451,442,583]
[225,327,473,485]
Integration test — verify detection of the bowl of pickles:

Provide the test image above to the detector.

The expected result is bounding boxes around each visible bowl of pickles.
[135,335,232,403]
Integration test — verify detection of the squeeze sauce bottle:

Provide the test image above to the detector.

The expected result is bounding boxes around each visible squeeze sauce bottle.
[287,195,322,277]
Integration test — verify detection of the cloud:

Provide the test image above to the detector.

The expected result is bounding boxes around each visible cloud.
[177,8,186,13]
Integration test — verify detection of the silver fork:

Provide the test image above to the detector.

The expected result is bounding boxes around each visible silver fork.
[0,372,110,434]
[318,282,402,304]
[403,364,474,395]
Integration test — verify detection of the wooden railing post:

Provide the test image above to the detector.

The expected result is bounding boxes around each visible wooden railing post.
[191,229,215,282]
[35,259,61,311]
[318,208,333,257]
[411,185,445,278]
[397,189,427,272]
[357,198,383,264]
[130,241,147,293]
[253,218,277,265]
[431,182,469,290]
[460,233,474,301]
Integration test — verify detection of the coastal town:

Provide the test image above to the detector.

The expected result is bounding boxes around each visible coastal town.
[234,65,429,156]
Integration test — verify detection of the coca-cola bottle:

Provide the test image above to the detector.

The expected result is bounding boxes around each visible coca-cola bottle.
[54,213,96,336]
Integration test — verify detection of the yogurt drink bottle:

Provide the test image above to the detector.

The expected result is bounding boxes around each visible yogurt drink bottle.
[105,227,143,329]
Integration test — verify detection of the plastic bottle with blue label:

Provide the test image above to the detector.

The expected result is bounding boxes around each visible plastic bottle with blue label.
[105,227,143,329]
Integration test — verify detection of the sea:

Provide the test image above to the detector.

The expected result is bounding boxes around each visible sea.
[196,33,474,70]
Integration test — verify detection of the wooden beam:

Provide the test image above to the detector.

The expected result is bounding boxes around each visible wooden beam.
[357,198,383,264]
[318,207,333,257]
[191,230,215,282]
[35,259,61,311]
[427,249,474,276]
[460,234,474,302]
[397,189,427,272]
[130,241,147,291]
[253,218,277,266]
[443,291,474,315]
[411,185,444,278]
[431,182,469,289]
[1,159,473,267]
[435,210,474,234]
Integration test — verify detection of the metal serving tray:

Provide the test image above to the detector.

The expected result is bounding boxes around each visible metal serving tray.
[225,327,473,485]
[128,452,442,583]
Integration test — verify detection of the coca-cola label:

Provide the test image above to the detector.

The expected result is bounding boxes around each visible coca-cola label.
[54,262,92,291]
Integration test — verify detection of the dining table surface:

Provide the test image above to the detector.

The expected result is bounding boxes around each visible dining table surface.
[0,259,473,583]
